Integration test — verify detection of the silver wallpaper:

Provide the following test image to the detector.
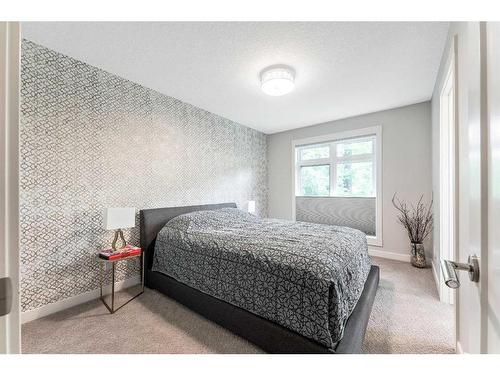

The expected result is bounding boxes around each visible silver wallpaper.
[19,40,268,312]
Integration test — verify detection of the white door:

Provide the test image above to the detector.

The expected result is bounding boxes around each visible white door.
[454,21,484,355]
[451,21,500,354]
[486,21,500,353]
[0,21,21,354]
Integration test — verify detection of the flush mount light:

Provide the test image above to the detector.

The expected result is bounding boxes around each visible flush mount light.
[260,65,295,96]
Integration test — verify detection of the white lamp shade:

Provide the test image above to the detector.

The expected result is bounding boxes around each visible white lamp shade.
[104,207,136,230]
[260,66,295,96]
[247,201,256,214]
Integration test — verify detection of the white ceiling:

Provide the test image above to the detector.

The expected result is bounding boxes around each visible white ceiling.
[22,22,449,134]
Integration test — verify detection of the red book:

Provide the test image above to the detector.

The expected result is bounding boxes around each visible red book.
[99,245,141,261]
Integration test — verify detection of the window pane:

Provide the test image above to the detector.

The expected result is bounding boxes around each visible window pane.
[300,145,329,160]
[336,139,373,157]
[336,161,374,197]
[300,165,330,196]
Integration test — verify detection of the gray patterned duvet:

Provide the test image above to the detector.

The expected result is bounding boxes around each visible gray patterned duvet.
[152,208,371,349]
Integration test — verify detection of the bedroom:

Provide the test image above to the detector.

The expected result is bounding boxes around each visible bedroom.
[1,0,500,372]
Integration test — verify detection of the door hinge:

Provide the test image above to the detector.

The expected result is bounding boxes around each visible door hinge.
[0,277,13,316]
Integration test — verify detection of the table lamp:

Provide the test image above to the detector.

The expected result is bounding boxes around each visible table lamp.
[104,207,135,251]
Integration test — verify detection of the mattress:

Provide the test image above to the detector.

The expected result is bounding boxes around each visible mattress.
[152,208,371,349]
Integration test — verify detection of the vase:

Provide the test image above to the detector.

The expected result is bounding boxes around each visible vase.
[410,242,426,268]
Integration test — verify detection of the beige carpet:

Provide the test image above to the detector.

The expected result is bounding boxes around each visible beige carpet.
[22,257,455,354]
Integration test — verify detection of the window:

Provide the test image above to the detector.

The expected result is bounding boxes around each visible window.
[299,165,330,196]
[292,126,382,246]
[295,136,376,198]
[336,161,373,196]
[300,145,329,161]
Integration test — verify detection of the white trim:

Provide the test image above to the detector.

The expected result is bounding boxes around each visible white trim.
[291,126,383,247]
[0,21,21,354]
[291,127,381,148]
[456,341,465,354]
[368,246,409,262]
[438,40,457,305]
[21,276,141,323]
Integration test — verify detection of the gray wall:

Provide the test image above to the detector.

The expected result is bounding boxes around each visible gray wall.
[296,197,375,235]
[19,40,268,312]
[268,102,433,258]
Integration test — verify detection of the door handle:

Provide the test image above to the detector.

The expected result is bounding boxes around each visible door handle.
[440,255,480,289]
[0,277,13,316]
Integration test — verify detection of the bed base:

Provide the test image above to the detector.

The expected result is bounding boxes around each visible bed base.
[140,203,379,354]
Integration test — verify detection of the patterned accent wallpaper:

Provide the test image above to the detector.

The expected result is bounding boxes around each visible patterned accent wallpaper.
[296,197,375,235]
[19,40,268,312]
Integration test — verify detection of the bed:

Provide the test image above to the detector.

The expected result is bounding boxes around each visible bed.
[140,202,379,353]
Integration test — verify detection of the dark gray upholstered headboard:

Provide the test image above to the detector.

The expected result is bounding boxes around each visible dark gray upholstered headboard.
[140,203,237,284]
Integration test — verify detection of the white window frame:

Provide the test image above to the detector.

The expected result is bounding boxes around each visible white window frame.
[296,136,376,198]
[291,126,383,247]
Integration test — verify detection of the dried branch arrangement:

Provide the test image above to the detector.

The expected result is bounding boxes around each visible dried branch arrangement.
[392,193,433,244]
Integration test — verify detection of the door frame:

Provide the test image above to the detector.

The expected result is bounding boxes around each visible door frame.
[438,37,459,305]
[485,20,500,353]
[0,21,21,354]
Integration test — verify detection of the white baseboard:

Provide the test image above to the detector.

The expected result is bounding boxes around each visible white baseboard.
[368,247,410,262]
[457,341,465,354]
[21,276,141,324]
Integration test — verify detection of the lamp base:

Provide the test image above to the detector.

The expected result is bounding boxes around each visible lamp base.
[111,229,127,252]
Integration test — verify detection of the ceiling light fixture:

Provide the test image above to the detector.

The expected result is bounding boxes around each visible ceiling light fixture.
[260,65,295,96]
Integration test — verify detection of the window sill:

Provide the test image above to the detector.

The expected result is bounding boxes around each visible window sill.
[367,235,382,247]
